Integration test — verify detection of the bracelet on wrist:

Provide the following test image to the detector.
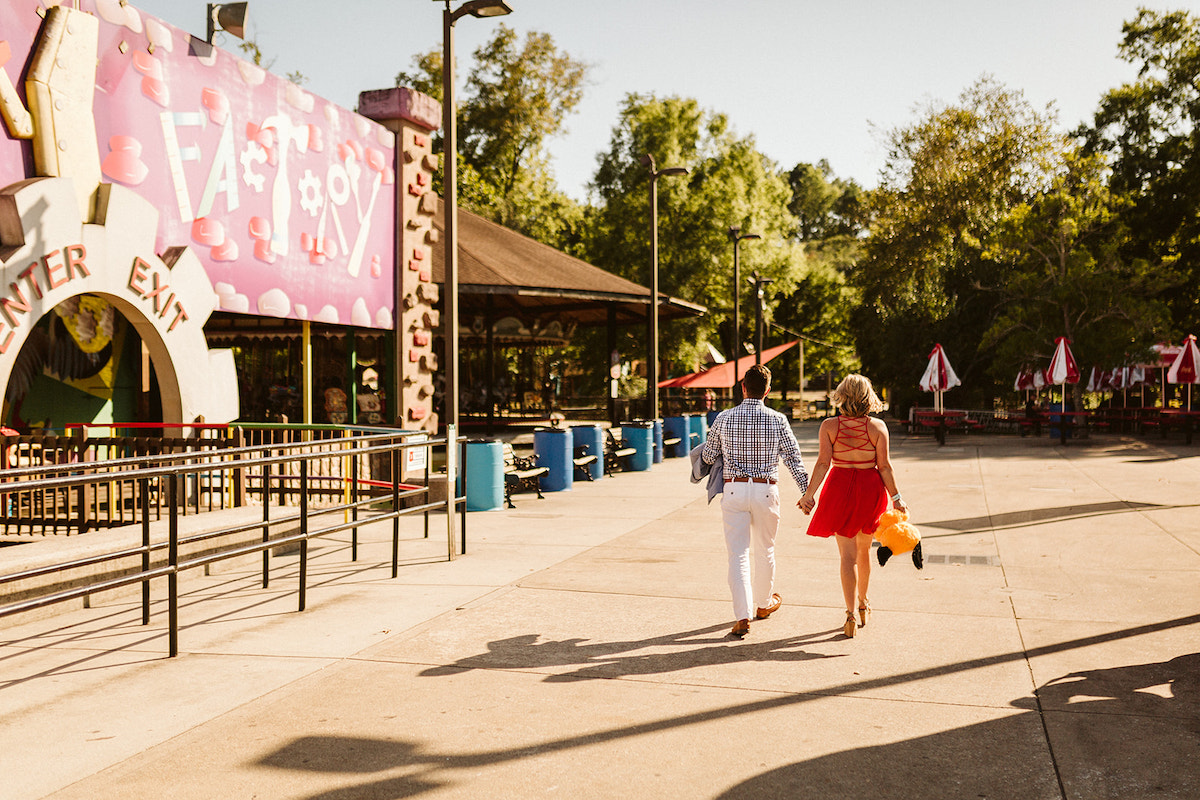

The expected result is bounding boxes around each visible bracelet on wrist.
[891,493,903,503]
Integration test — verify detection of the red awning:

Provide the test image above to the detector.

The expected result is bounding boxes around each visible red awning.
[658,341,799,389]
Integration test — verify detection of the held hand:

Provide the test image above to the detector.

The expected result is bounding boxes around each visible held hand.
[798,496,815,515]
[893,498,908,514]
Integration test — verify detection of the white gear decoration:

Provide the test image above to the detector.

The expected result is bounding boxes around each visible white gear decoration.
[240,142,266,191]
[299,169,323,217]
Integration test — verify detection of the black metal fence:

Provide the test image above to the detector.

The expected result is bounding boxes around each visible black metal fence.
[0,430,466,656]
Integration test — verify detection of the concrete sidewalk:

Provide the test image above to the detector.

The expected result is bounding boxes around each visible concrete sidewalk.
[2,425,1198,799]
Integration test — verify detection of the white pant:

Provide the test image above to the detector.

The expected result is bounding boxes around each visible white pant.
[720,481,781,621]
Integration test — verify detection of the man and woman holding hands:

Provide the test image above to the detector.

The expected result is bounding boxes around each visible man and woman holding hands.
[698,365,907,639]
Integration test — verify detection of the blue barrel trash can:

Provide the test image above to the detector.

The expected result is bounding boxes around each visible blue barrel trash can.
[663,416,691,458]
[463,440,504,511]
[1048,402,1074,440]
[572,424,604,480]
[689,414,708,451]
[621,422,654,472]
[652,419,664,463]
[534,427,573,491]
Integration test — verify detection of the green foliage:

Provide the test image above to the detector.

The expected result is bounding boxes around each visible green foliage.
[585,94,805,375]
[788,160,865,240]
[395,49,444,103]
[853,78,1062,411]
[394,26,588,250]
[773,238,860,383]
[1084,8,1200,334]
[981,148,1173,394]
[775,162,863,391]
[459,25,587,228]
[237,39,273,68]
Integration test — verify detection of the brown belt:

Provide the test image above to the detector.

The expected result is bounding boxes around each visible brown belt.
[726,476,777,484]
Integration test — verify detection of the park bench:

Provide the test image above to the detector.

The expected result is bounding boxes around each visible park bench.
[573,444,598,481]
[502,443,549,508]
[604,429,636,476]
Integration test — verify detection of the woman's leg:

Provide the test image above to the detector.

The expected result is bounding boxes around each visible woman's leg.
[835,534,858,615]
[855,531,873,605]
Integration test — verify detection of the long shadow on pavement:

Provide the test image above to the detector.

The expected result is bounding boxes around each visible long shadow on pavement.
[717,653,1200,799]
[921,500,1192,536]
[257,623,1200,800]
[418,623,846,682]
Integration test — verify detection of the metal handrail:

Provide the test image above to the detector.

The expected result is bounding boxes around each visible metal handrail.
[0,432,406,487]
[0,429,468,657]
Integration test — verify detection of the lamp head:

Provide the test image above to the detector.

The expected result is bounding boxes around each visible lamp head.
[465,0,513,17]
[445,0,513,23]
[661,167,688,177]
[208,3,248,42]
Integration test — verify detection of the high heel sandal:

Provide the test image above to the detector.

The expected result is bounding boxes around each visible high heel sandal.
[844,611,857,638]
[858,599,871,629]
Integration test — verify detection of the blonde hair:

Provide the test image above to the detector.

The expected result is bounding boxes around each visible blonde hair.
[832,374,883,418]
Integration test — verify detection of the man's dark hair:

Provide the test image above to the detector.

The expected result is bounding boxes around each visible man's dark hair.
[742,364,771,398]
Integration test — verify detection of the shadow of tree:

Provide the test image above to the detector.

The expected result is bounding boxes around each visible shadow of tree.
[254,651,1200,800]
[921,500,1183,536]
[418,623,846,681]
[717,654,1200,799]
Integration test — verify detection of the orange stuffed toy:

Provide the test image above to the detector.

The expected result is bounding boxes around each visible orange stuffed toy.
[874,508,923,568]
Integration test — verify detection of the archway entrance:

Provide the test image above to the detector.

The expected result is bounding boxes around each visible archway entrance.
[2,295,164,431]
[0,178,239,429]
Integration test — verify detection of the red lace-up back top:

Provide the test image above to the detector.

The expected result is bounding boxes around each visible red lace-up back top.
[831,416,877,469]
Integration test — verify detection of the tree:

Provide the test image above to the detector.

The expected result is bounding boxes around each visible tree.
[393,26,588,246]
[982,148,1173,403]
[852,77,1062,411]
[584,94,806,377]
[1083,8,1200,334]
[394,49,443,102]
[772,241,861,392]
[775,161,863,393]
[788,160,865,240]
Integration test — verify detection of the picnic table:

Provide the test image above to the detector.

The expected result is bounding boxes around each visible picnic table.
[1160,409,1200,445]
[912,410,982,445]
[1046,410,1092,446]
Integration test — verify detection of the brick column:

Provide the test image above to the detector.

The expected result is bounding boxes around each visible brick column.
[358,87,441,434]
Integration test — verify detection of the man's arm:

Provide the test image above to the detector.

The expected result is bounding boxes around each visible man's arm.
[701,414,723,465]
[779,419,809,493]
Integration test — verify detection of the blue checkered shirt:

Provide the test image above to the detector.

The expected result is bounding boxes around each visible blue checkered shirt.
[702,399,809,491]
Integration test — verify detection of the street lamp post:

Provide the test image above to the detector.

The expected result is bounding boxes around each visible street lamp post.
[639,153,687,421]
[751,270,774,365]
[440,0,512,434]
[728,226,760,399]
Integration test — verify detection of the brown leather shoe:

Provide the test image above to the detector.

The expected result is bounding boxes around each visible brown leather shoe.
[755,593,782,620]
[730,619,750,637]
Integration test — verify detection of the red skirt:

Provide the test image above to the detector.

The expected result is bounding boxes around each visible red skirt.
[805,467,889,539]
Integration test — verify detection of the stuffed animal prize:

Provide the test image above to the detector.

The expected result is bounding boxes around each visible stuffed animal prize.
[874,508,923,569]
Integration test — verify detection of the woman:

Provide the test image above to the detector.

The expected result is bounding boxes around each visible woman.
[798,375,907,638]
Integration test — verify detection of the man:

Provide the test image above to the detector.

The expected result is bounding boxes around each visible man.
[701,364,809,637]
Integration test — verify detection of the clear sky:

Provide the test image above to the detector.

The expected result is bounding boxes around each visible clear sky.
[134,0,1198,201]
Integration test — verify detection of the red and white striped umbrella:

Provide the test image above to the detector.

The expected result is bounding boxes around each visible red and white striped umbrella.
[919,344,961,412]
[1167,335,1199,385]
[1167,334,1200,408]
[1047,337,1081,385]
[1014,369,1036,392]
